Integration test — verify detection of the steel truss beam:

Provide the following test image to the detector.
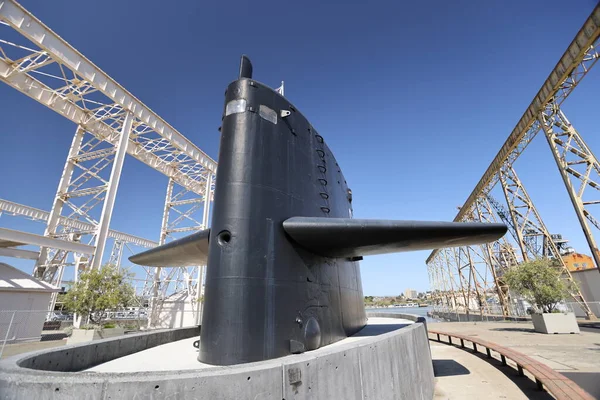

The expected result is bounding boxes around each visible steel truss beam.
[0,227,95,254]
[499,166,552,261]
[108,240,124,269]
[427,5,600,264]
[428,249,456,311]
[432,248,465,313]
[0,247,38,260]
[0,0,218,313]
[0,198,157,248]
[499,166,594,318]
[540,104,600,272]
[473,197,512,317]
[0,0,217,185]
[441,205,511,318]
[426,6,600,320]
[145,175,213,328]
[439,248,459,310]
[33,121,133,285]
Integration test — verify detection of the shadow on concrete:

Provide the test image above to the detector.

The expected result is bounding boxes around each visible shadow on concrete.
[493,325,600,334]
[434,340,554,399]
[580,325,600,334]
[433,359,470,377]
[352,323,410,337]
[562,372,600,398]
[41,333,67,341]
[579,322,600,330]
[490,327,537,333]
[468,348,555,399]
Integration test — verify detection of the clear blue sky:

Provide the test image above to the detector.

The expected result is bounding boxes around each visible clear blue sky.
[0,0,599,295]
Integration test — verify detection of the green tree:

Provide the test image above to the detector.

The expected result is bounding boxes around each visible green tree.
[63,264,135,324]
[504,258,572,313]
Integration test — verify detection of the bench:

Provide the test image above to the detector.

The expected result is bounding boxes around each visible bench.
[42,321,61,331]
[428,329,594,400]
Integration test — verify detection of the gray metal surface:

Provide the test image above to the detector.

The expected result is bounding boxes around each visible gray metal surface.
[199,68,369,365]
[130,229,210,267]
[283,217,506,257]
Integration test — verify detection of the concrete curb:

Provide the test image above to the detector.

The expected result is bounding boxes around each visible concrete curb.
[367,312,430,354]
[0,315,434,400]
[1,326,200,373]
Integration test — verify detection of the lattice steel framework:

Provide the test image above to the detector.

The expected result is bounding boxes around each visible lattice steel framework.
[427,5,600,320]
[33,116,133,284]
[540,103,600,270]
[144,175,214,327]
[108,240,125,269]
[0,0,217,315]
[499,166,593,317]
[428,8,600,227]
[0,198,157,248]
[0,197,157,311]
[427,205,507,317]
[499,166,551,261]
[427,249,450,309]
[473,197,514,317]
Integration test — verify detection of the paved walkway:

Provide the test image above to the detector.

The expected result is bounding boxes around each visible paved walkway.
[429,321,600,398]
[0,339,65,359]
[431,341,552,399]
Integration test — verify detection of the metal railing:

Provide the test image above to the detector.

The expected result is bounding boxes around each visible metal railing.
[430,301,600,321]
[564,301,600,319]
[430,302,530,321]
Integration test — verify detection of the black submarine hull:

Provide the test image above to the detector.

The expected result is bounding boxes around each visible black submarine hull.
[199,76,366,365]
[129,56,507,366]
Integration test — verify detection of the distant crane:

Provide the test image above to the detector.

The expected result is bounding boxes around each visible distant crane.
[486,195,518,243]
[486,194,548,259]
[487,195,575,258]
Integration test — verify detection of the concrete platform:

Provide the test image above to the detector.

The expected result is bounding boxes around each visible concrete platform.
[0,314,435,400]
[88,317,412,373]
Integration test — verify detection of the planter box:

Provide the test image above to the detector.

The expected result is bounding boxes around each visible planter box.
[531,312,580,334]
[67,327,125,345]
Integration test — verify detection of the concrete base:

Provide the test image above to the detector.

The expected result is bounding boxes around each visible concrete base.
[531,312,580,334]
[0,315,434,400]
[66,327,125,345]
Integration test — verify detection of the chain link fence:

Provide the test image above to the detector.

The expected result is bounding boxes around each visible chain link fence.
[0,308,203,359]
[430,301,530,321]
[564,301,600,319]
[430,300,600,321]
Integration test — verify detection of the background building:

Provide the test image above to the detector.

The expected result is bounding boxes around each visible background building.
[0,262,60,343]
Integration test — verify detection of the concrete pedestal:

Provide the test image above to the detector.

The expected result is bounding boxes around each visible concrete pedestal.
[531,312,580,334]
[0,315,434,400]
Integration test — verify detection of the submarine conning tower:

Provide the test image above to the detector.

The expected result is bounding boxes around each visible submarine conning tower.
[199,56,367,365]
[126,56,506,366]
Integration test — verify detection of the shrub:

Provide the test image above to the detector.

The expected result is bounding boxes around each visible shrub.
[504,258,573,313]
[62,264,135,324]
